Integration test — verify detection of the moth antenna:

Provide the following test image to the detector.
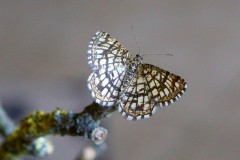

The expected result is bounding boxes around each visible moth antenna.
[130,25,141,55]
[142,53,173,56]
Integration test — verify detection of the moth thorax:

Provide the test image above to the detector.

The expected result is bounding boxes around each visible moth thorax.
[130,55,142,70]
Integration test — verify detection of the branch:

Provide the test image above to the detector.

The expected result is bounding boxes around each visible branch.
[0,102,15,137]
[0,102,116,160]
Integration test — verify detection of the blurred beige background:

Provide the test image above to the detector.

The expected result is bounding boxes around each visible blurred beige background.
[1,0,240,160]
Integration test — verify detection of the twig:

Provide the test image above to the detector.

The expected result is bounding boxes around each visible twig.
[0,102,116,160]
[0,102,15,137]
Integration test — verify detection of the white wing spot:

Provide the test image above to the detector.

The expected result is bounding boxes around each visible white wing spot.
[152,88,158,96]
[164,88,169,95]
[101,88,108,97]
[127,115,133,120]
[175,82,179,88]
[100,59,106,65]
[102,78,109,87]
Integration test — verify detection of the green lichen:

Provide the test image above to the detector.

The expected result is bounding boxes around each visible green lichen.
[0,102,116,160]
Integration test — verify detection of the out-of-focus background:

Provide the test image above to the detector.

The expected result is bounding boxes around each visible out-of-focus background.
[1,1,240,160]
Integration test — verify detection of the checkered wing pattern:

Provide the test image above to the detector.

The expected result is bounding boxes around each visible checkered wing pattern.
[119,71,157,120]
[88,67,126,106]
[88,31,132,70]
[119,64,187,120]
[87,31,187,121]
[87,31,133,106]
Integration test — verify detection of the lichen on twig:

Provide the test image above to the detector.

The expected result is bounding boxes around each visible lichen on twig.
[0,102,116,160]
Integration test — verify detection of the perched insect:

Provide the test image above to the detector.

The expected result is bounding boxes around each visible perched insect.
[87,31,187,120]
